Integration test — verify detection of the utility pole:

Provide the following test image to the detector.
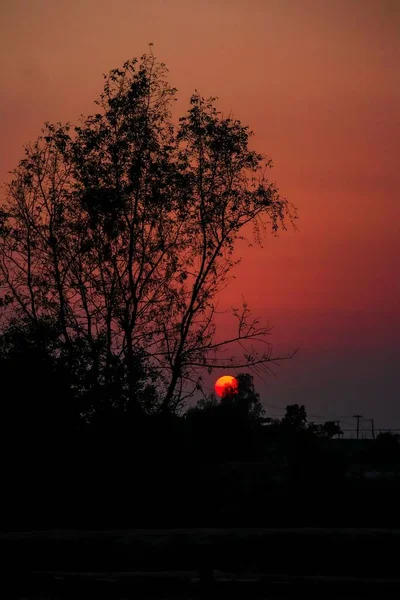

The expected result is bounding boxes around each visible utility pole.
[353,415,363,440]
[335,420,342,439]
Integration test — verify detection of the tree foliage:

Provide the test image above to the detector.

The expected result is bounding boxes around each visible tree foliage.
[0,52,296,417]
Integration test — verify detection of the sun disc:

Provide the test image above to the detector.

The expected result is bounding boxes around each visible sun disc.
[214,375,238,397]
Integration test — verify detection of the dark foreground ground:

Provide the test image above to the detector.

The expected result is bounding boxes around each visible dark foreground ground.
[3,528,400,598]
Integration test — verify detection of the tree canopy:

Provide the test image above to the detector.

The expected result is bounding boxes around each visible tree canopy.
[0,52,296,419]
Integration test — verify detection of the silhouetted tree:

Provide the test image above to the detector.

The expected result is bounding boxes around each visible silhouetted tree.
[188,373,265,422]
[0,52,296,417]
[185,373,267,461]
[320,420,342,439]
[281,403,308,432]
[220,373,266,423]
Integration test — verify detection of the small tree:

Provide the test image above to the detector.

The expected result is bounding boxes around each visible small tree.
[186,373,266,461]
[221,373,265,422]
[0,51,296,417]
[319,420,342,439]
[281,404,308,432]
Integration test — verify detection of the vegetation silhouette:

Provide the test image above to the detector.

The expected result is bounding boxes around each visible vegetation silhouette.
[1,52,400,533]
[0,51,296,422]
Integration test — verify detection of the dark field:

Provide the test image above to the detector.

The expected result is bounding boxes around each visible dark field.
[3,528,400,598]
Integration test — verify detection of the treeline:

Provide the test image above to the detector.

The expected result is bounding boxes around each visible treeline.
[0,314,340,454]
[3,318,400,530]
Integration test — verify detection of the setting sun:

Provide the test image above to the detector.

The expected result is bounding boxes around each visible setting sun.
[214,375,238,398]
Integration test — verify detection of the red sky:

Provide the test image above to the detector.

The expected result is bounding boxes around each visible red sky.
[1,0,399,431]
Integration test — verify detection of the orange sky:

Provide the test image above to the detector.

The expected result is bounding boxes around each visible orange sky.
[1,0,399,429]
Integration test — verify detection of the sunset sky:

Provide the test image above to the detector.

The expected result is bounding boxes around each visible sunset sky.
[1,0,399,431]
